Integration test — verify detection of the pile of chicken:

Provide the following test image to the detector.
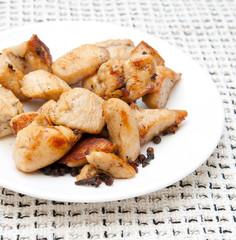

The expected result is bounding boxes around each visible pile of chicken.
[0,35,187,186]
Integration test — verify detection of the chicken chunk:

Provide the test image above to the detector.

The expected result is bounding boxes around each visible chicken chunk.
[50,88,105,134]
[123,54,157,102]
[86,151,136,179]
[103,98,140,161]
[142,66,181,109]
[37,99,56,116]
[96,39,134,60]
[2,34,52,74]
[21,70,71,101]
[10,112,39,136]
[0,54,29,101]
[95,59,128,99]
[13,123,81,173]
[94,55,157,103]
[59,136,117,167]
[131,104,187,145]
[131,41,165,66]
[0,87,24,137]
[52,44,110,85]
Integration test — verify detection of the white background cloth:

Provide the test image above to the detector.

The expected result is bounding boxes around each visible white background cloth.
[0,0,236,239]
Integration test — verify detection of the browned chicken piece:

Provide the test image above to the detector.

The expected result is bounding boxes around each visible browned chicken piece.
[2,34,52,74]
[94,55,157,103]
[0,87,24,137]
[59,136,117,168]
[21,70,71,101]
[95,59,128,99]
[142,66,181,109]
[76,164,100,181]
[131,41,165,66]
[103,98,140,161]
[123,54,157,102]
[81,73,97,92]
[10,112,39,136]
[86,151,137,179]
[131,104,187,145]
[13,118,81,173]
[96,39,135,60]
[51,44,110,85]
[0,54,29,101]
[37,99,56,116]
[50,88,105,134]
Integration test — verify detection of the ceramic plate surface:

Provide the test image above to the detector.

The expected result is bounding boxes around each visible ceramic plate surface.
[0,22,224,202]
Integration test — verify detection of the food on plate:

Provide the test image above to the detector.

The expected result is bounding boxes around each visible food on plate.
[21,70,71,101]
[0,87,24,137]
[131,104,187,145]
[103,98,140,161]
[50,88,105,134]
[52,44,110,85]
[10,112,39,136]
[96,39,135,60]
[86,151,137,179]
[0,35,188,187]
[0,54,29,101]
[90,41,172,103]
[2,34,52,74]
[142,66,181,109]
[94,59,127,99]
[59,136,117,167]
[13,113,81,172]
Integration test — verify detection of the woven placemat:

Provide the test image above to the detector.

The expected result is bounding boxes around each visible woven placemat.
[0,0,236,239]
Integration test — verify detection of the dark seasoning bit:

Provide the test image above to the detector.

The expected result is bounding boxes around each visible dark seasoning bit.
[75,174,114,187]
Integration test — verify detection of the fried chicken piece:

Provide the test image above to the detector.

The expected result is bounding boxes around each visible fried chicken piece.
[123,54,157,102]
[59,136,117,167]
[50,88,105,134]
[2,34,52,74]
[21,70,71,101]
[131,104,187,145]
[96,39,134,60]
[131,41,165,66]
[0,54,29,101]
[37,99,56,116]
[0,87,24,137]
[86,151,136,179]
[52,44,110,85]
[103,98,140,161]
[13,118,81,173]
[95,59,128,99]
[142,66,181,109]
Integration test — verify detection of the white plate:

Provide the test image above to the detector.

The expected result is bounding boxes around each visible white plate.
[0,22,224,202]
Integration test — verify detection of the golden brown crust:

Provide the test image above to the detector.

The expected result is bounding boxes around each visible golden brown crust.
[10,112,39,136]
[59,136,117,167]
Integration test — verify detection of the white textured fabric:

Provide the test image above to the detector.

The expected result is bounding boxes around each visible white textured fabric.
[0,0,236,239]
